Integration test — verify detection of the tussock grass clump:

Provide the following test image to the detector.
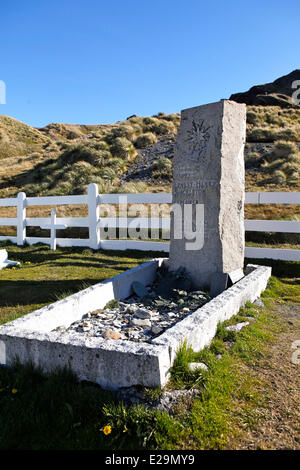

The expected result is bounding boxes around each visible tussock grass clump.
[245,151,262,170]
[98,168,118,183]
[134,132,157,149]
[112,181,148,193]
[281,161,300,176]
[170,340,206,389]
[270,170,287,184]
[159,112,180,123]
[142,116,158,126]
[246,110,261,126]
[109,137,136,159]
[104,125,136,144]
[59,142,113,167]
[272,140,298,158]
[246,106,300,143]
[151,120,176,135]
[261,139,300,184]
[142,116,178,135]
[247,127,277,142]
[105,157,126,170]
[276,128,299,141]
[152,157,173,181]
[263,159,283,173]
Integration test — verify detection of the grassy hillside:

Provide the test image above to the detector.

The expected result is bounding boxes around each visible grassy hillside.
[0,106,300,199]
[0,115,49,160]
[0,112,180,198]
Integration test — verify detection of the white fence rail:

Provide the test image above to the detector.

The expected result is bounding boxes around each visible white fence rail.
[0,184,299,261]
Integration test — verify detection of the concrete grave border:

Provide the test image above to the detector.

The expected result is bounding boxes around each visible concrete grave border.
[0,260,271,390]
[0,249,19,269]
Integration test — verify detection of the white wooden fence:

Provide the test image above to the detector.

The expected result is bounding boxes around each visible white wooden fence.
[0,183,299,261]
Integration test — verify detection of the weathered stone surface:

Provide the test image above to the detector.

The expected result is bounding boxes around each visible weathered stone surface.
[229,268,244,284]
[188,362,208,372]
[130,317,151,328]
[132,281,148,298]
[134,308,152,319]
[254,298,265,308]
[151,326,163,335]
[169,100,246,296]
[225,322,250,332]
[114,386,201,413]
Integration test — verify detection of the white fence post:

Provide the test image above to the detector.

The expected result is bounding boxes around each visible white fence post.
[17,192,26,245]
[39,209,67,250]
[88,183,100,250]
[50,210,57,251]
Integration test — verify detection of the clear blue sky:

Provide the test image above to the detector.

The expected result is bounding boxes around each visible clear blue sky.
[1,0,299,127]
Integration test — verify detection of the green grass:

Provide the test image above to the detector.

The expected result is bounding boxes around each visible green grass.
[0,361,184,450]
[0,244,299,449]
[166,298,287,449]
[168,258,299,449]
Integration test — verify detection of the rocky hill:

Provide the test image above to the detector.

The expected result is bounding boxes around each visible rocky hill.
[230,70,300,108]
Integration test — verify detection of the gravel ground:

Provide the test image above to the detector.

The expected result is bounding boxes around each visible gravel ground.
[120,135,176,183]
[53,286,209,344]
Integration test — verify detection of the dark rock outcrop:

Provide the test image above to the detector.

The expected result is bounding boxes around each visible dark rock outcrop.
[230,70,300,108]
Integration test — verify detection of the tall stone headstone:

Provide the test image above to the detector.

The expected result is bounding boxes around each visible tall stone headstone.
[169,100,246,297]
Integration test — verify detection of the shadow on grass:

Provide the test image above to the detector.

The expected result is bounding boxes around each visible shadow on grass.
[3,242,163,264]
[280,278,300,286]
[245,258,300,278]
[0,360,180,450]
[0,361,117,450]
[0,279,97,306]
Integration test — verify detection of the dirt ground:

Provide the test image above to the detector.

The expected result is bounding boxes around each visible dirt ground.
[233,303,300,450]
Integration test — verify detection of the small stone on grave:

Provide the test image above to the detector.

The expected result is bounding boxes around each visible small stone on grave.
[130,317,151,328]
[225,321,249,332]
[134,308,152,319]
[151,325,163,335]
[103,329,121,340]
[254,298,265,308]
[188,362,208,372]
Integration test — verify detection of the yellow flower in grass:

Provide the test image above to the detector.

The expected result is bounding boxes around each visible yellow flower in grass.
[103,425,112,435]
[11,388,18,394]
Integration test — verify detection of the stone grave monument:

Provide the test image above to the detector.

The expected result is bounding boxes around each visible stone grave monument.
[169,100,247,297]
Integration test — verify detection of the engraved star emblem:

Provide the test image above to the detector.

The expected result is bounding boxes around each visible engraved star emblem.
[187,120,211,151]
[184,119,211,168]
